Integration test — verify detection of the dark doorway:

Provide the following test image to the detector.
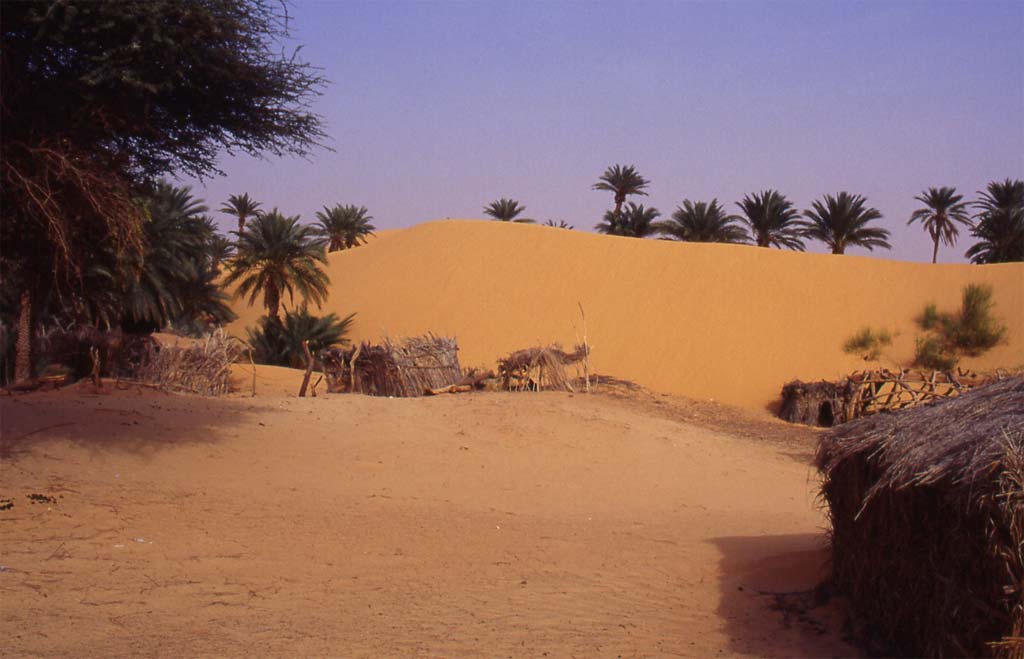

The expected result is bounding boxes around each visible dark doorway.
[817,402,835,427]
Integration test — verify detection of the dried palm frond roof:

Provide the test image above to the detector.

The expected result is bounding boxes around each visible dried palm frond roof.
[816,375,1024,504]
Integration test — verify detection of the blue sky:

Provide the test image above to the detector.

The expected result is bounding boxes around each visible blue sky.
[184,0,1024,262]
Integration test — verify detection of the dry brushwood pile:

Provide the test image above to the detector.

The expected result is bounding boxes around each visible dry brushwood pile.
[135,330,245,396]
[497,344,589,392]
[780,367,1005,427]
[816,376,1024,657]
[320,334,461,397]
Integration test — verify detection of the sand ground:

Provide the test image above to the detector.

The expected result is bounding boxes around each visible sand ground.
[1,381,856,658]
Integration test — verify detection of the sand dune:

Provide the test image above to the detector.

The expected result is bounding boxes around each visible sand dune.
[230,220,1024,411]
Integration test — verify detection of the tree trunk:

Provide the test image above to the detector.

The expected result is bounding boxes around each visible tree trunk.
[832,244,845,255]
[267,287,280,321]
[931,235,939,264]
[14,288,32,383]
[238,215,246,236]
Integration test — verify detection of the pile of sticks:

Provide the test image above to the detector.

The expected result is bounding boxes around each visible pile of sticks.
[497,344,590,392]
[135,329,245,396]
[780,367,1011,427]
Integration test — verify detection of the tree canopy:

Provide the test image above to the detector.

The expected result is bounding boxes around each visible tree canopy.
[1,0,326,380]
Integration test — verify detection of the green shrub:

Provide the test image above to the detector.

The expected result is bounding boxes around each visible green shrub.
[843,327,893,361]
[948,284,1006,356]
[914,336,957,371]
[918,303,940,330]
[912,284,1006,370]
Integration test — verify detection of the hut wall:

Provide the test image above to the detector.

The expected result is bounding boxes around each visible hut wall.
[816,377,1024,657]
[321,334,461,397]
[779,380,852,427]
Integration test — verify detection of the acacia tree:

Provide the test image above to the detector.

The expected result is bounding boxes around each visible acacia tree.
[801,192,892,255]
[1,0,325,382]
[907,187,971,264]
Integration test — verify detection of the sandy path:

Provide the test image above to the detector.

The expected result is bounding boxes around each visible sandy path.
[1,388,854,657]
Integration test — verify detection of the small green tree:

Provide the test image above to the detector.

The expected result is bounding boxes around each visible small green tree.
[247,306,355,368]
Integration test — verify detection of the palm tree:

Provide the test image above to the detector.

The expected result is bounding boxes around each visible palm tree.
[247,305,355,368]
[483,198,532,223]
[544,219,574,229]
[801,192,891,255]
[736,190,805,250]
[122,182,213,331]
[219,193,263,236]
[224,210,329,321]
[593,164,650,216]
[207,233,236,275]
[314,204,376,251]
[965,178,1024,264]
[595,202,660,238]
[907,187,971,264]
[657,199,750,243]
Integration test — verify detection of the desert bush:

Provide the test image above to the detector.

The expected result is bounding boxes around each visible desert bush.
[914,336,958,371]
[918,303,940,330]
[913,284,1006,369]
[843,327,893,360]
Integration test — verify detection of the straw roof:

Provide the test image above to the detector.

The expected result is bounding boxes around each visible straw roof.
[817,376,1024,507]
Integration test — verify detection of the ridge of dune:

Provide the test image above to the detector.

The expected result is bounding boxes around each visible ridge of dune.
[228,219,1024,411]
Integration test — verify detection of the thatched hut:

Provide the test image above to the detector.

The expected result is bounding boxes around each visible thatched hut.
[816,376,1024,657]
[320,334,461,397]
[780,379,857,426]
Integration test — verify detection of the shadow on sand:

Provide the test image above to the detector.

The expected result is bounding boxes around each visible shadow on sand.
[712,533,858,658]
[0,382,260,461]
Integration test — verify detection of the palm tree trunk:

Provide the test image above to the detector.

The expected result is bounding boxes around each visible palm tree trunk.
[267,286,280,321]
[832,244,845,255]
[238,216,246,236]
[931,235,939,264]
[14,289,32,382]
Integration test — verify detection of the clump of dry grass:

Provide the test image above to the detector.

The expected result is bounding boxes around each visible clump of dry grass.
[497,344,589,392]
[816,376,1024,657]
